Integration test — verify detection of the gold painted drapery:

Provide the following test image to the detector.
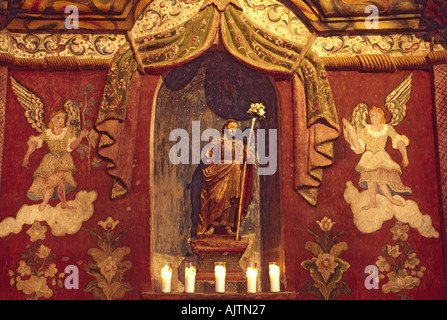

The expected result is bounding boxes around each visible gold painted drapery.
[95,2,340,205]
[95,43,141,198]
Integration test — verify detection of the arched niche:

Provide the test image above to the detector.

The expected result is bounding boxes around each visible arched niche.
[150,50,283,292]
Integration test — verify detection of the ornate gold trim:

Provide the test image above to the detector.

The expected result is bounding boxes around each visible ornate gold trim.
[0,53,112,71]
[0,49,446,72]
[323,50,447,71]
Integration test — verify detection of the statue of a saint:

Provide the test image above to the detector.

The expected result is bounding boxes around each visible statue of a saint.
[197,119,255,237]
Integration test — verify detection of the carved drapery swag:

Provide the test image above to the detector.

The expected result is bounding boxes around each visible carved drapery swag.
[95,43,140,199]
[95,3,340,205]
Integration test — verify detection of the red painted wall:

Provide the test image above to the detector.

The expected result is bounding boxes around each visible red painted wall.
[0,71,158,299]
[279,70,446,300]
[0,68,445,300]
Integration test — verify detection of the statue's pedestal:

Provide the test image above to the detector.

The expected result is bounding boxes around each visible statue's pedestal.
[190,235,249,292]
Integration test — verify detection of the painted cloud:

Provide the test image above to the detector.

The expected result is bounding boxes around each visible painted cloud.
[344,181,439,238]
[0,190,97,238]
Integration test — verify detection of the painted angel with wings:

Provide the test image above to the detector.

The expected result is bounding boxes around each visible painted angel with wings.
[343,73,413,210]
[11,77,90,212]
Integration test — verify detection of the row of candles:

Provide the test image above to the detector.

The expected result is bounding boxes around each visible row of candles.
[161,261,280,293]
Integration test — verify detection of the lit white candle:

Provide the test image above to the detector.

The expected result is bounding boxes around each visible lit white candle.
[246,263,257,293]
[161,263,172,293]
[214,262,226,293]
[185,262,196,293]
[269,262,280,292]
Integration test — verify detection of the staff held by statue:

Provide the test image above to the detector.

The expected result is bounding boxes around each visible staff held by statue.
[235,102,266,241]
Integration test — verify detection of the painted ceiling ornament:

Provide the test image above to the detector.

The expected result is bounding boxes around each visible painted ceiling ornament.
[200,0,243,12]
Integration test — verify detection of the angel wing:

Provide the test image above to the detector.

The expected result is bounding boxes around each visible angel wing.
[63,99,81,136]
[384,73,413,126]
[350,102,369,130]
[10,76,47,133]
[343,102,369,154]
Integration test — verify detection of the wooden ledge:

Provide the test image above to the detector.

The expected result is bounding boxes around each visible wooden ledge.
[141,291,298,300]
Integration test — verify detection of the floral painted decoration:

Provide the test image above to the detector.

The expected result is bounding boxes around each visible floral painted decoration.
[301,217,351,300]
[8,222,65,300]
[84,217,133,300]
[375,221,425,300]
[97,43,138,121]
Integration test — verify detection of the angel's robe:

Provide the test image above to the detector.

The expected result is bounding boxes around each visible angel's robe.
[353,124,412,196]
[26,126,78,200]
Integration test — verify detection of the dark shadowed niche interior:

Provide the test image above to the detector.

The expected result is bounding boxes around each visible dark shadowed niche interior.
[150,51,283,292]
